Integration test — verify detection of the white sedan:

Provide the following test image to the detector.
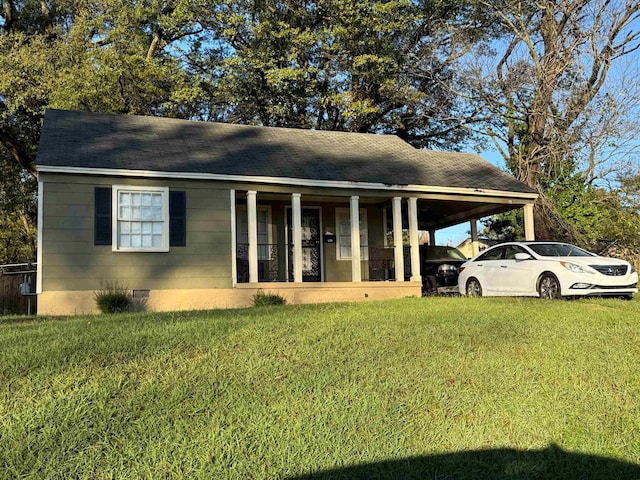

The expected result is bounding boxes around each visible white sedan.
[458,242,638,299]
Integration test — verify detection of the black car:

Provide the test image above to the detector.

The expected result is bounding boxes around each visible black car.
[420,245,467,295]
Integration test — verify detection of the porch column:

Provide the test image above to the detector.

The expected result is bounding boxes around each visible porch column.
[292,193,303,283]
[429,230,436,246]
[247,190,259,283]
[393,197,404,282]
[470,219,479,257]
[408,197,420,282]
[524,203,535,241]
[350,196,361,282]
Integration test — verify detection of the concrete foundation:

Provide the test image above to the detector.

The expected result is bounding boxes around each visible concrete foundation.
[38,282,422,315]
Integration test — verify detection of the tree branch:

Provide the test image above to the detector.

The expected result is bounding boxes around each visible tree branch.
[0,127,36,175]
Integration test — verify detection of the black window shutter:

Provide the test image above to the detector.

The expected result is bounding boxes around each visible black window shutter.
[95,187,112,245]
[169,191,186,247]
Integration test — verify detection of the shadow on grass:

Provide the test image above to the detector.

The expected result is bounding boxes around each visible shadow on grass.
[288,444,640,480]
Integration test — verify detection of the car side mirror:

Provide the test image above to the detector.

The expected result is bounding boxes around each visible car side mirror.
[515,252,532,261]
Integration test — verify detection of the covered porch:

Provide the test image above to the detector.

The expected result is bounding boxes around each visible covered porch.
[231,187,536,287]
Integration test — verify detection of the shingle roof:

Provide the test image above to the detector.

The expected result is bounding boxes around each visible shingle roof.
[36,109,536,194]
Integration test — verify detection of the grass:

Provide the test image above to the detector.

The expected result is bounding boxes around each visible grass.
[1,296,640,479]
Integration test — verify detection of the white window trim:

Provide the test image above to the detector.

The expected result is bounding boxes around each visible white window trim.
[335,207,368,261]
[112,185,170,252]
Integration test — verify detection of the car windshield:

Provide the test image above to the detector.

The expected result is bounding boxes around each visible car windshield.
[424,246,466,260]
[527,243,594,257]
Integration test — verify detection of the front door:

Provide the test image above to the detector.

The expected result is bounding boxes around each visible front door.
[287,208,322,282]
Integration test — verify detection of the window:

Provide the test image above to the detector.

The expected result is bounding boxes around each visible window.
[528,243,594,257]
[503,245,527,260]
[236,206,272,260]
[476,246,504,261]
[112,185,169,252]
[335,207,368,260]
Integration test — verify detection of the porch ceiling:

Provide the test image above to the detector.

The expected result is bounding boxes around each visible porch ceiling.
[418,199,521,231]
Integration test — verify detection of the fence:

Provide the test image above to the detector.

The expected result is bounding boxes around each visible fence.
[0,263,37,315]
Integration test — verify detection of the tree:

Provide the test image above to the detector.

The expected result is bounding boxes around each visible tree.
[0,0,212,168]
[0,161,36,263]
[1,0,501,262]
[0,0,213,261]
[200,0,491,148]
[459,0,640,240]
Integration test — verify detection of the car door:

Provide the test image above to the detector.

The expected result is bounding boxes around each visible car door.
[471,246,506,294]
[497,245,538,294]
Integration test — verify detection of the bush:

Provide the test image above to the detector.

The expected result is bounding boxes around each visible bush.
[252,289,287,306]
[94,282,131,313]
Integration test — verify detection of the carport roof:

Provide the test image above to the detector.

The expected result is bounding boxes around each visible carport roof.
[36,109,536,196]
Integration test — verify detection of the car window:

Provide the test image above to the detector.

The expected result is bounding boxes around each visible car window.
[444,248,467,260]
[503,245,527,260]
[424,247,467,260]
[476,246,504,261]
[527,243,593,257]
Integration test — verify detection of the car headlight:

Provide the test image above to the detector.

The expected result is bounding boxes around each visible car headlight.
[560,262,592,274]
[438,264,458,275]
[631,264,636,274]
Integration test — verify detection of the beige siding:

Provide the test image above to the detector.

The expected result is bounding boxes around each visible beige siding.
[41,175,232,292]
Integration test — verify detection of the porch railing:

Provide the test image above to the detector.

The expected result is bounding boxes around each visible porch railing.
[236,244,288,283]
[404,245,412,281]
[236,244,415,283]
[367,246,395,281]
[366,245,412,281]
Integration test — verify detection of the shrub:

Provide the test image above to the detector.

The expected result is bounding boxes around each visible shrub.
[94,282,131,313]
[252,289,287,306]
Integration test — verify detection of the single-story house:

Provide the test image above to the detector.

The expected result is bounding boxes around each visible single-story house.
[35,109,537,315]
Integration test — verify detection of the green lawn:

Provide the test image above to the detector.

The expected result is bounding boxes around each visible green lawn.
[1,297,640,479]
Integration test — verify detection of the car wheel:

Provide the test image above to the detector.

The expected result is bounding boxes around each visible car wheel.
[466,278,482,297]
[538,273,561,300]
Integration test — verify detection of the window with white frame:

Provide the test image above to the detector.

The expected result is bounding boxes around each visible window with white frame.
[113,185,169,252]
[335,207,368,260]
[236,205,272,260]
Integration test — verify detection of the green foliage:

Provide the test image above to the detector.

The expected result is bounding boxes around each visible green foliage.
[542,174,640,252]
[0,162,36,263]
[1,297,640,477]
[0,0,213,259]
[208,0,480,148]
[94,282,132,314]
[252,289,287,306]
[484,174,640,252]
[482,209,524,242]
[0,0,492,262]
[3,0,638,261]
